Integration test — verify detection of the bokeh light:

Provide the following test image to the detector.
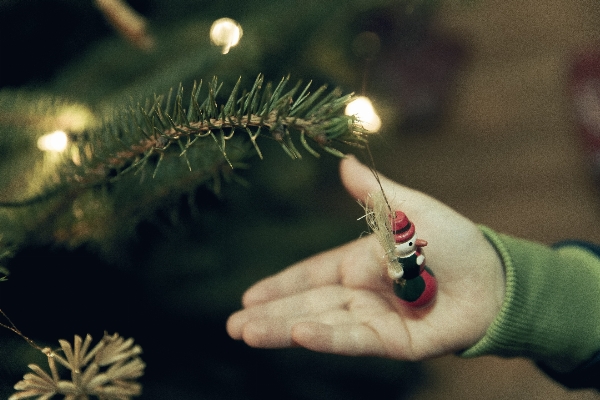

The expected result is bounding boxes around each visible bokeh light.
[37,130,69,152]
[210,18,243,54]
[345,96,382,133]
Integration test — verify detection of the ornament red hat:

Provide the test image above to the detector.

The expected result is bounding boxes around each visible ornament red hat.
[391,211,415,244]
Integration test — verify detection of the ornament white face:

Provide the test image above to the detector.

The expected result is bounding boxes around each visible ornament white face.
[394,233,417,258]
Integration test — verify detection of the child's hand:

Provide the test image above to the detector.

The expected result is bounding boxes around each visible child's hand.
[226,156,505,360]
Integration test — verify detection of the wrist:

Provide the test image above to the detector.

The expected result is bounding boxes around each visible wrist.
[461,226,600,372]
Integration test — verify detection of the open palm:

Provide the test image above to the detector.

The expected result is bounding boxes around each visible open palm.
[226,156,505,361]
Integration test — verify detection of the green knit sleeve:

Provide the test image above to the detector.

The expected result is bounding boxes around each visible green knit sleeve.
[460,226,600,373]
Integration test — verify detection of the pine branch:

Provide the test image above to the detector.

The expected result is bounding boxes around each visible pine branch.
[0,75,366,258]
[90,74,363,171]
[2,75,364,204]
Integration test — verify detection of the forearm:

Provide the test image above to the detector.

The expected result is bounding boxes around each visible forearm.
[461,226,600,388]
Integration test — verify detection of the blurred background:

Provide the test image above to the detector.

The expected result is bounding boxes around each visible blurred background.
[1,0,600,398]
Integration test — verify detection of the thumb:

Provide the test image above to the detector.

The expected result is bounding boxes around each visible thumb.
[339,155,490,263]
[339,155,382,202]
[339,155,434,215]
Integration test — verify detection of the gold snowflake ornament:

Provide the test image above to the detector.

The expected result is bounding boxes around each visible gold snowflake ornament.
[10,332,145,400]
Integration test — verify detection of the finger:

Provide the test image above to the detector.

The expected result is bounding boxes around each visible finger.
[340,155,479,254]
[232,311,360,349]
[339,154,385,201]
[227,285,360,339]
[229,285,353,340]
[291,321,387,357]
[241,236,384,307]
[339,155,445,216]
[228,283,397,346]
[241,249,340,307]
[236,317,298,348]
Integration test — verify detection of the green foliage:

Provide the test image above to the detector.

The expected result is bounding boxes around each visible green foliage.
[0,74,365,263]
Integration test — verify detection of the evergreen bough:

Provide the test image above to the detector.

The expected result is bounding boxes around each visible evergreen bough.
[0,74,366,268]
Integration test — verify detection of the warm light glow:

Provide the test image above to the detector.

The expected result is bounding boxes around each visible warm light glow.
[345,96,382,133]
[56,106,93,133]
[37,130,69,152]
[210,18,243,54]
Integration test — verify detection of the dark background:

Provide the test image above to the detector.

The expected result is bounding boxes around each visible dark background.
[1,0,600,399]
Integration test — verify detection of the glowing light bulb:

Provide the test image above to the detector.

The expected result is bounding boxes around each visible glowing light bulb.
[210,18,243,54]
[345,96,382,133]
[37,130,69,152]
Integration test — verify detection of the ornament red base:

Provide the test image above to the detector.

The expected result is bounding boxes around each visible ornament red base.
[398,268,437,308]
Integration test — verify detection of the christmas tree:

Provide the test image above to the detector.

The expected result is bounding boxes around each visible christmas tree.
[0,0,447,398]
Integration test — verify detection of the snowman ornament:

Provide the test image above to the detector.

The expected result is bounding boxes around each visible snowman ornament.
[390,211,438,308]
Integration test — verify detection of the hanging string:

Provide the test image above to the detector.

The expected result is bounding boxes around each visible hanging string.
[0,308,44,352]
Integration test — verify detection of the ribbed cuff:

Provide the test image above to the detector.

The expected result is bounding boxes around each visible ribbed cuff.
[461,226,600,372]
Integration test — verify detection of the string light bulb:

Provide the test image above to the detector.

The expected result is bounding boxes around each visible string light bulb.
[345,96,382,133]
[37,130,69,152]
[210,18,243,54]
